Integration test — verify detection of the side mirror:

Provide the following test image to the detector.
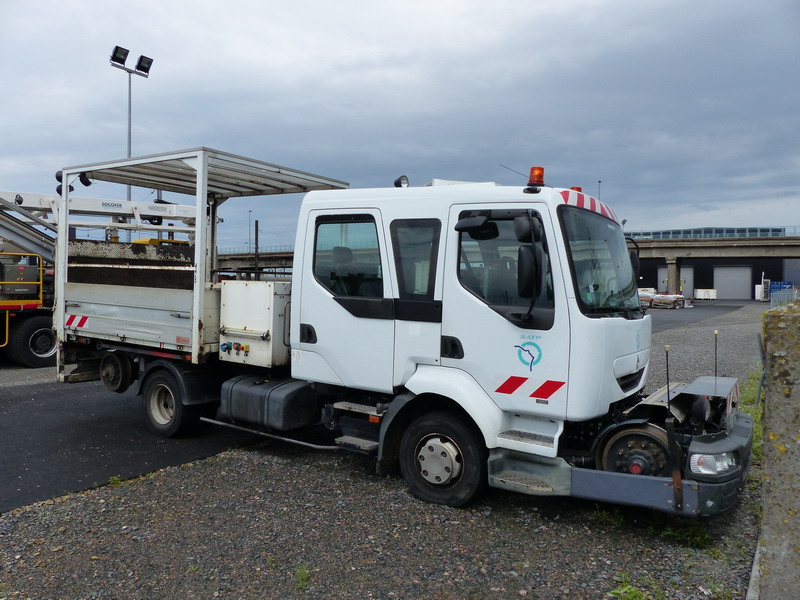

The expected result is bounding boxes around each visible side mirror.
[513,215,543,243]
[514,216,531,243]
[455,215,487,232]
[455,215,498,240]
[518,245,539,299]
[629,249,640,281]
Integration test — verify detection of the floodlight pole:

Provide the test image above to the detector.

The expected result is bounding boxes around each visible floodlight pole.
[127,71,133,163]
[109,47,153,203]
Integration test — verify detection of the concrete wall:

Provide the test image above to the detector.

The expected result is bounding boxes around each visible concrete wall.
[760,304,800,596]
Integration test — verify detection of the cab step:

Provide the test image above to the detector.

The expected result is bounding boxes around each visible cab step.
[333,401,384,416]
[498,429,555,448]
[492,471,554,493]
[488,449,572,497]
[335,435,379,454]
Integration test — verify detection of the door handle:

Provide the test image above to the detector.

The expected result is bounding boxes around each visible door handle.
[441,336,464,359]
[300,323,317,344]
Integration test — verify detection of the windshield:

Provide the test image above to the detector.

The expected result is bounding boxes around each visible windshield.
[559,206,640,316]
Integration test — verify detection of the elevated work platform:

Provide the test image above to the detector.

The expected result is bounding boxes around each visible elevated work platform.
[0,194,56,261]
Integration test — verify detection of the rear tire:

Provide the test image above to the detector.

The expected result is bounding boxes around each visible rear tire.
[399,411,488,507]
[6,315,56,368]
[142,371,201,437]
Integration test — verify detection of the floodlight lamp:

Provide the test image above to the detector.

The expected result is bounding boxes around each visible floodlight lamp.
[135,55,154,75]
[110,46,129,66]
[394,175,409,188]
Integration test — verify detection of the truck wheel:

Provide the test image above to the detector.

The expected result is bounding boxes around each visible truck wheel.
[7,315,56,368]
[100,352,134,393]
[399,411,488,507]
[142,371,200,437]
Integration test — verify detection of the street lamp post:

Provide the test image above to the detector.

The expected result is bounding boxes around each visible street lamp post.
[109,46,154,202]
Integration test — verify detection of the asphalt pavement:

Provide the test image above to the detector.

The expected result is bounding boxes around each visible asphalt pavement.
[0,363,261,513]
[648,299,743,333]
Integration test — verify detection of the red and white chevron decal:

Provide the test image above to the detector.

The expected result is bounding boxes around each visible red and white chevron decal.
[495,376,566,399]
[559,189,618,223]
[65,314,89,328]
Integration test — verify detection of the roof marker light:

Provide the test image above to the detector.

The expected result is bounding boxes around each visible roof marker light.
[527,166,544,187]
[570,186,582,192]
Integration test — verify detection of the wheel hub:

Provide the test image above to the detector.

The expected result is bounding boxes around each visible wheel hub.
[416,435,463,485]
[149,385,175,426]
[29,328,56,358]
[598,424,671,477]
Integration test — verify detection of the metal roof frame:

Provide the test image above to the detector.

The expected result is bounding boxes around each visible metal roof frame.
[56,148,348,364]
[61,147,349,199]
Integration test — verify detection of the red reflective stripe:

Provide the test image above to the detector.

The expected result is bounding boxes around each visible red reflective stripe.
[530,380,566,399]
[589,196,596,212]
[576,192,585,209]
[560,190,570,204]
[65,314,88,328]
[496,376,528,394]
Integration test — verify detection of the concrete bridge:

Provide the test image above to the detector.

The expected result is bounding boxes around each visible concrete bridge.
[634,237,800,296]
[217,250,293,272]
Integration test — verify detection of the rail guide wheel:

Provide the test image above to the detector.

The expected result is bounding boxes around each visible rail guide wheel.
[598,423,673,477]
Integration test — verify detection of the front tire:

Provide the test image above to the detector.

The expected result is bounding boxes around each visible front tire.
[142,371,200,437]
[399,411,488,507]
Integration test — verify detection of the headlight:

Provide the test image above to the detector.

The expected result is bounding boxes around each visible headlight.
[689,452,737,475]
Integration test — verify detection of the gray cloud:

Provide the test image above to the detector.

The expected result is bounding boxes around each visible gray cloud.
[1,0,798,245]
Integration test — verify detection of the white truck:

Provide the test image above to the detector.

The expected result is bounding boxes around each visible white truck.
[53,148,753,515]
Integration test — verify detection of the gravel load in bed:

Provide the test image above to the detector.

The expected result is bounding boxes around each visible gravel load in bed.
[0,303,767,599]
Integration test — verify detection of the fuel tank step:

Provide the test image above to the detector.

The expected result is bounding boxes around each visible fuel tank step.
[335,435,379,454]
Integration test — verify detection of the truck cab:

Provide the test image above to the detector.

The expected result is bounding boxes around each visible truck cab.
[290,176,649,442]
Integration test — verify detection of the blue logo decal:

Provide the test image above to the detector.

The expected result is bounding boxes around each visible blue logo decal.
[515,342,542,372]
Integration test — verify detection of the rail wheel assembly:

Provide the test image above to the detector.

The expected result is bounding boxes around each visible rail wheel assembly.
[597,423,673,477]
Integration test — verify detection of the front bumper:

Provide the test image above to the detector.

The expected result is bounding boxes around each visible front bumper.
[570,410,754,516]
[689,410,754,515]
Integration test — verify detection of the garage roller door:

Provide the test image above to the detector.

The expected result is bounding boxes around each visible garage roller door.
[714,266,752,299]
[656,266,694,295]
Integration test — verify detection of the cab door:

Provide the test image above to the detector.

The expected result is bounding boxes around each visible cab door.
[293,211,395,393]
[440,205,570,421]
[388,218,443,386]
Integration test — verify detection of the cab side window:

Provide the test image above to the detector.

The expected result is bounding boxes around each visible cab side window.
[390,219,441,301]
[313,217,383,298]
[456,210,554,330]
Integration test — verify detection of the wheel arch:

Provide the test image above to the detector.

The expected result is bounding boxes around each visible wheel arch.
[137,358,221,406]
[378,365,503,471]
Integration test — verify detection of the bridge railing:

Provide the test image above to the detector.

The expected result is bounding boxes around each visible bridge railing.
[629,226,800,240]
[218,244,294,255]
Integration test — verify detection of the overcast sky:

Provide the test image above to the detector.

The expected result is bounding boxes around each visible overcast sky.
[1,0,798,250]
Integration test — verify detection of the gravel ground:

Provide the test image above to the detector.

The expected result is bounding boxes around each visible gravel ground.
[0,303,768,600]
